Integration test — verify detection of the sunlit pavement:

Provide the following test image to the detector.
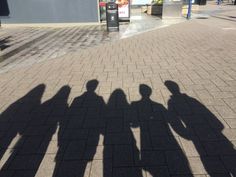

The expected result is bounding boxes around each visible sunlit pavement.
[0,3,236,177]
[0,9,187,73]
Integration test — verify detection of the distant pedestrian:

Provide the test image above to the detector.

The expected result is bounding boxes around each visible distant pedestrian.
[217,0,222,4]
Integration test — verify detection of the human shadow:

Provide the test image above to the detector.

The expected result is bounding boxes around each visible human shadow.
[53,80,106,177]
[0,84,45,175]
[165,80,236,177]
[0,36,11,51]
[0,0,10,16]
[3,80,234,177]
[130,84,193,177]
[104,89,143,177]
[0,85,71,177]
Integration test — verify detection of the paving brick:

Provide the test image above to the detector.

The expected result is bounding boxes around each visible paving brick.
[63,140,86,160]
[145,166,170,177]
[113,145,134,167]
[55,161,91,177]
[214,106,236,119]
[179,136,206,157]
[135,150,166,166]
[0,5,236,176]
[166,150,193,175]
[113,167,145,177]
[224,119,236,128]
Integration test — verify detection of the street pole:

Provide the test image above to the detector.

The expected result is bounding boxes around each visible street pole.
[187,0,192,19]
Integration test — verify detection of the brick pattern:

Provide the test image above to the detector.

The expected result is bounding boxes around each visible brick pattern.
[0,16,236,177]
[0,25,112,72]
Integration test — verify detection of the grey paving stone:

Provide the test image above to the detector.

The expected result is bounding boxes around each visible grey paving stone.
[166,150,193,175]
[0,170,14,177]
[199,156,227,174]
[113,145,134,167]
[55,160,91,177]
[135,150,166,167]
[113,167,145,177]
[104,133,134,145]
[221,155,236,176]
[12,170,36,177]
[63,140,86,160]
[8,154,43,170]
[152,136,182,150]
[145,166,170,177]
[0,6,236,176]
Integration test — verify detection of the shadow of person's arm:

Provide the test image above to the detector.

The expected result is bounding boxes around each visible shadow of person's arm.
[165,110,192,140]
[128,102,140,128]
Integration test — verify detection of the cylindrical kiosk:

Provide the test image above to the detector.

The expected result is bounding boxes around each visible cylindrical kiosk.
[106,2,119,31]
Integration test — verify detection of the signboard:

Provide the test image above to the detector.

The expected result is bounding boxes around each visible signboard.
[99,0,107,21]
[162,0,183,19]
[117,0,130,19]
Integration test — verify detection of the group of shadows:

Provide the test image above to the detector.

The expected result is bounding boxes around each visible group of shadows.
[0,80,235,177]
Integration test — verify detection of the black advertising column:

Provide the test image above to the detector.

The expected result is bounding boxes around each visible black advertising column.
[0,0,10,16]
[0,0,10,26]
[106,2,119,31]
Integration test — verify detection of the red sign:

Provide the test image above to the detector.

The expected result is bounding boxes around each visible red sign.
[117,0,130,18]
[99,2,106,7]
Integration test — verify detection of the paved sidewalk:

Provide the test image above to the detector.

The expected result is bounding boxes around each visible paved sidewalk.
[0,25,112,70]
[0,17,185,73]
[0,5,236,177]
[196,1,236,21]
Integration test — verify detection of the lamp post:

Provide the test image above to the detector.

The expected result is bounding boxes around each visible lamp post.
[187,0,192,19]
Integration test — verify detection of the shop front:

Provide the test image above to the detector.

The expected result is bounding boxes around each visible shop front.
[1,0,206,25]
[99,0,131,21]
[1,0,100,24]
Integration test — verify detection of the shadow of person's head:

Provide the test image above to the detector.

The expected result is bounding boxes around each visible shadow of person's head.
[164,80,180,95]
[22,84,46,103]
[86,80,99,93]
[108,88,128,108]
[139,84,152,100]
[54,85,71,98]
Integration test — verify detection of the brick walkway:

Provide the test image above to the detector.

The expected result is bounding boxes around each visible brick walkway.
[0,5,236,177]
[0,15,185,73]
[0,25,112,71]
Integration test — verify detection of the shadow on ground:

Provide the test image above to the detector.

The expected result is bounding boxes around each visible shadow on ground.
[0,37,10,51]
[0,80,235,177]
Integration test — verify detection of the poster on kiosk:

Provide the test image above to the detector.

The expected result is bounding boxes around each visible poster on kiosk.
[116,0,130,21]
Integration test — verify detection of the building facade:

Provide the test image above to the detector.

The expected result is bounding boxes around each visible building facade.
[1,0,100,24]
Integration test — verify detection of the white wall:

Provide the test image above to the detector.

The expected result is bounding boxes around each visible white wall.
[131,0,152,5]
